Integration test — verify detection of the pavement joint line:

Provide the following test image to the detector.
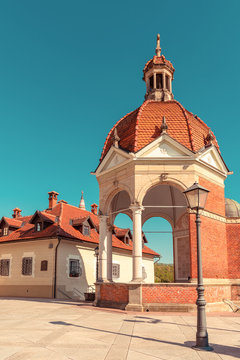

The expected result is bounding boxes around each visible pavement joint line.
[126,315,135,359]
[103,314,128,360]
[128,349,166,360]
[104,314,135,360]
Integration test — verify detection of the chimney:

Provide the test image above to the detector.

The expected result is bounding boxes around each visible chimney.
[91,203,98,215]
[48,191,59,209]
[12,208,22,218]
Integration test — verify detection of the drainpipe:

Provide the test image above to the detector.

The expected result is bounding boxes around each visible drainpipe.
[53,238,61,298]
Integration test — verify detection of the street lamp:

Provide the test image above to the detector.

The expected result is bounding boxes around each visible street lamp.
[94,246,99,282]
[184,182,213,351]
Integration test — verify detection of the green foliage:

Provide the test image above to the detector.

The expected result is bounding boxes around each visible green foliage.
[154,263,174,283]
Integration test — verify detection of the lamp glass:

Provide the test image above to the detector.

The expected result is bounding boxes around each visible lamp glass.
[184,182,209,210]
[94,246,99,256]
[198,188,209,209]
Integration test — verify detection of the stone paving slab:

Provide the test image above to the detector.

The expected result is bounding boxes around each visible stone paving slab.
[0,298,239,360]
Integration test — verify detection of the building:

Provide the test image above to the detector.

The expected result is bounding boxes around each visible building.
[93,35,240,311]
[0,191,158,300]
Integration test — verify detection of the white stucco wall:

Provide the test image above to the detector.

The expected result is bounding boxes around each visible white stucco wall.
[56,240,155,300]
[112,252,154,283]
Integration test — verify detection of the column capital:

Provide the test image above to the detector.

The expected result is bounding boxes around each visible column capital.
[129,203,144,215]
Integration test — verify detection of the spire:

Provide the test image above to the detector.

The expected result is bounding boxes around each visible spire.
[112,128,120,148]
[160,116,168,134]
[143,35,174,101]
[79,191,86,210]
[155,34,161,57]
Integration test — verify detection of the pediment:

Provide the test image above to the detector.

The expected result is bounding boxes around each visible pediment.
[95,146,132,174]
[136,134,194,159]
[197,146,229,174]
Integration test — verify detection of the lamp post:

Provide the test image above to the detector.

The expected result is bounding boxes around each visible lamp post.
[184,182,213,351]
[94,246,99,282]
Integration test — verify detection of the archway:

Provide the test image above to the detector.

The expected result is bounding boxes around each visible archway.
[142,183,190,282]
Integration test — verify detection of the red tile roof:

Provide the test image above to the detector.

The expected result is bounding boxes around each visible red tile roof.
[0,203,158,256]
[143,55,175,74]
[1,217,23,228]
[100,100,219,162]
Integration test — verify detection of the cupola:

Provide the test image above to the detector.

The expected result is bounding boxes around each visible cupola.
[143,34,175,101]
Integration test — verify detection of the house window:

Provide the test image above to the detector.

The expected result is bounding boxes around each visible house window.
[22,257,32,275]
[3,227,8,236]
[156,73,163,89]
[41,260,48,271]
[83,225,90,236]
[36,223,41,232]
[0,259,10,276]
[69,259,81,277]
[125,236,129,245]
[112,263,120,279]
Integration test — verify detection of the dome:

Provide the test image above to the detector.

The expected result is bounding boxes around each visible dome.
[225,198,240,218]
[143,55,175,75]
[100,99,219,161]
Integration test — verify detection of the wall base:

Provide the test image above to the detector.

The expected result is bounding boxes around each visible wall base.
[95,282,240,312]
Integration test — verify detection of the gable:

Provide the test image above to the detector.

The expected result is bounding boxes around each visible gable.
[95,146,132,175]
[198,146,229,174]
[103,152,128,171]
[136,134,194,158]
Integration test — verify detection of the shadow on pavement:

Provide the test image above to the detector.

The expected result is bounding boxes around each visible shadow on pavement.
[124,315,240,334]
[49,320,240,358]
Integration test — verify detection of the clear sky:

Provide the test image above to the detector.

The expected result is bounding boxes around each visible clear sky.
[1,0,240,263]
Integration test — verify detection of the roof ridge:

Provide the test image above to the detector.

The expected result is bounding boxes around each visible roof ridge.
[134,100,152,152]
[100,107,140,162]
[173,100,196,152]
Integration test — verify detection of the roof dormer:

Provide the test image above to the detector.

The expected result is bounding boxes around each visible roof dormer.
[30,211,55,232]
[143,34,175,101]
[71,215,95,236]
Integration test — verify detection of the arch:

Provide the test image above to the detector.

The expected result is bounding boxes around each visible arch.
[137,177,188,206]
[143,216,173,266]
[140,182,190,282]
[104,189,132,224]
[142,212,174,228]
[102,184,133,216]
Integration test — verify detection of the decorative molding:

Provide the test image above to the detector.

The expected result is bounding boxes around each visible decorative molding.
[189,208,240,224]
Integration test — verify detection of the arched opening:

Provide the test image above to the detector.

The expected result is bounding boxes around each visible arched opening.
[109,190,131,223]
[142,183,190,282]
[142,217,173,262]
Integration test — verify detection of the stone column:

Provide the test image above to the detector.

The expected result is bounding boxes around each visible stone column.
[170,76,172,93]
[107,223,113,282]
[153,73,156,89]
[130,204,144,282]
[163,72,166,89]
[98,215,108,282]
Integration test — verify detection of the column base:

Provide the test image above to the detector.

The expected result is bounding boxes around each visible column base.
[192,346,214,352]
[125,304,144,312]
[130,278,144,284]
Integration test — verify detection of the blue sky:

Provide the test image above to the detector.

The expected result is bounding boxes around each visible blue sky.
[0,0,240,262]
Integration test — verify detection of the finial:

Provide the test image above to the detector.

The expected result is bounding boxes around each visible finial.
[205,129,214,146]
[79,191,86,210]
[160,116,168,134]
[155,34,161,57]
[112,128,120,148]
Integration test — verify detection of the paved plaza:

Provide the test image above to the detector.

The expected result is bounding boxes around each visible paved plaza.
[0,298,239,360]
